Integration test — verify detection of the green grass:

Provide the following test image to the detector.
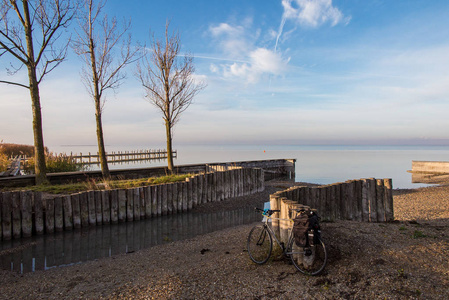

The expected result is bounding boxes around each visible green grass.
[412,230,426,239]
[5,173,193,194]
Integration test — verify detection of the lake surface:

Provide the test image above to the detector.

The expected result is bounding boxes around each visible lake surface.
[53,144,449,189]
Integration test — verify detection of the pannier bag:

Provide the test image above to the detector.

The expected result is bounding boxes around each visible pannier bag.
[293,213,310,247]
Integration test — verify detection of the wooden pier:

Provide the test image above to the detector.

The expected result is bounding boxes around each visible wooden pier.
[59,149,175,165]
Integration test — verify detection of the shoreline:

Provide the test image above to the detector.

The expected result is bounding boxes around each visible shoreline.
[0,181,448,299]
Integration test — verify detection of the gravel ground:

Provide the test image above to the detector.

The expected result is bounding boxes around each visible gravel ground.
[0,181,448,299]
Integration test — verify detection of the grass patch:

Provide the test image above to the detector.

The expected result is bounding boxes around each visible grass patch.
[5,173,193,194]
[412,230,426,239]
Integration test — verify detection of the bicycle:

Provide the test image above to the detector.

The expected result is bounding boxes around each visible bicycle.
[247,207,327,276]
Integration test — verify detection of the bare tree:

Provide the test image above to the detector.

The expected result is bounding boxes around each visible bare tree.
[72,0,137,178]
[0,0,75,184]
[136,23,206,172]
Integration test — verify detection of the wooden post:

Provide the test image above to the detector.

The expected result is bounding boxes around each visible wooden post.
[95,191,103,225]
[354,180,363,221]
[280,198,294,245]
[118,189,127,222]
[376,179,386,222]
[192,176,198,207]
[34,192,44,235]
[72,193,82,229]
[227,170,233,198]
[361,179,370,222]
[384,179,394,222]
[11,192,21,238]
[45,197,55,234]
[88,191,96,225]
[133,188,140,220]
[321,185,328,221]
[140,187,145,219]
[166,184,173,215]
[177,182,183,212]
[79,192,89,227]
[207,173,213,202]
[63,195,73,230]
[172,183,178,214]
[182,181,188,212]
[157,184,163,215]
[197,174,203,204]
[54,196,64,232]
[1,192,12,240]
[343,182,352,220]
[161,184,168,215]
[366,178,377,222]
[20,191,33,237]
[144,186,152,218]
[269,193,281,238]
[309,187,317,213]
[110,190,118,224]
[258,168,265,192]
[224,171,231,199]
[126,189,134,221]
[215,172,222,201]
[151,185,158,217]
[185,180,191,209]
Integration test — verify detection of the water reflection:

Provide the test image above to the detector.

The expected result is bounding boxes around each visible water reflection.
[0,205,263,274]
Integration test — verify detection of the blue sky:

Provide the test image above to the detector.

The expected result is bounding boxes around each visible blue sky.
[2,0,449,149]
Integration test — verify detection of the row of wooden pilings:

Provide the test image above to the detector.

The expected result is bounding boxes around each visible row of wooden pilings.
[0,168,264,241]
[270,178,393,244]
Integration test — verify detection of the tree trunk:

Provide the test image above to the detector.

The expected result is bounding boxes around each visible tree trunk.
[165,120,174,172]
[29,72,48,185]
[23,0,47,185]
[95,102,110,178]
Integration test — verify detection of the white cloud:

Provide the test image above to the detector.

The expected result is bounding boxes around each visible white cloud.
[208,23,290,83]
[282,0,350,28]
[209,23,251,58]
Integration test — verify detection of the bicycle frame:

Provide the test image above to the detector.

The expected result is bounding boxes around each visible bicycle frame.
[261,213,294,253]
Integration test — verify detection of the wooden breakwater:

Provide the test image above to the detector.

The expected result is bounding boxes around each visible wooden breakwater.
[270,178,393,244]
[411,161,449,174]
[0,159,295,188]
[0,168,264,241]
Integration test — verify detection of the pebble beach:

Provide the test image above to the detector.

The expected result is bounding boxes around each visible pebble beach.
[0,182,448,299]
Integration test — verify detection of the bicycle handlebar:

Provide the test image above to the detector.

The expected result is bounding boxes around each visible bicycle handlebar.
[254,207,280,216]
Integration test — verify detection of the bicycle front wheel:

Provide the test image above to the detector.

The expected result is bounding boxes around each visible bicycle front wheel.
[287,237,327,276]
[247,225,272,264]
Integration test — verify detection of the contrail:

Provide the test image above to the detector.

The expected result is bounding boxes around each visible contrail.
[275,15,287,52]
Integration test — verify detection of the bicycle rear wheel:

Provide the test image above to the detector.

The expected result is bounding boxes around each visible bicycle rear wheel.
[287,237,327,276]
[247,225,272,264]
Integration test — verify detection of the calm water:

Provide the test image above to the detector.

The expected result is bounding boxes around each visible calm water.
[53,144,449,189]
[0,206,264,273]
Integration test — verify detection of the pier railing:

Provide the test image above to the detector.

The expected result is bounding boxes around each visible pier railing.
[69,149,177,164]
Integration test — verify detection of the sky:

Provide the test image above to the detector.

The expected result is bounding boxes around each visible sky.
[1,0,449,150]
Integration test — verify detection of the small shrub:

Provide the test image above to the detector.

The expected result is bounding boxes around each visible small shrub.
[0,142,37,157]
[23,152,85,174]
[412,230,426,239]
[0,153,9,172]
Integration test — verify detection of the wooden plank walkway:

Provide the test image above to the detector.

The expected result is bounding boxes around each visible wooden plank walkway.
[0,156,22,177]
